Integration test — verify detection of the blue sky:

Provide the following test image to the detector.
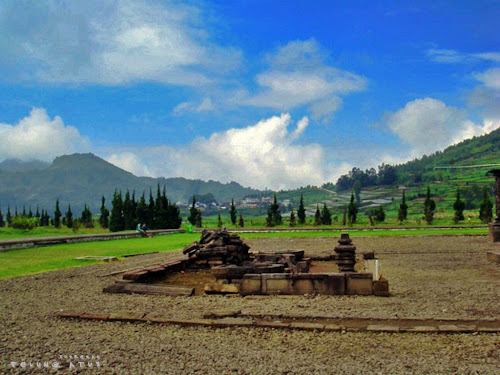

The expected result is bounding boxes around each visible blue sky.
[0,0,498,189]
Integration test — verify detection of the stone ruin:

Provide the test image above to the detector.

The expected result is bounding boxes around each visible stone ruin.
[104,229,389,297]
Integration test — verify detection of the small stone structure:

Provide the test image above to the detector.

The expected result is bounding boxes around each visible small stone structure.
[104,230,389,297]
[333,233,356,272]
[488,169,500,242]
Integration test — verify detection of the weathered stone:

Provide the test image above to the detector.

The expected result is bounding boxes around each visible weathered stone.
[239,274,262,295]
[346,273,373,295]
[334,233,357,272]
[373,279,390,296]
[289,322,325,331]
[108,312,146,321]
[80,313,109,321]
[204,283,239,294]
[103,282,194,296]
[486,251,500,264]
[366,325,400,332]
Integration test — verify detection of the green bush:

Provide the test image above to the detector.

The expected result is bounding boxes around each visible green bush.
[11,216,39,230]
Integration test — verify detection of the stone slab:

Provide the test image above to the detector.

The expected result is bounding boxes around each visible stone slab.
[366,325,400,332]
[80,313,109,321]
[108,312,147,321]
[345,273,374,295]
[486,251,500,264]
[103,282,194,296]
[255,321,290,329]
[289,322,325,331]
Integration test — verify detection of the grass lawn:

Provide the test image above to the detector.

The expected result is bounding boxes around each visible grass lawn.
[0,233,199,279]
[0,227,489,280]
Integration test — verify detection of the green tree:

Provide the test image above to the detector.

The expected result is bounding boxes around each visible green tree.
[53,199,62,228]
[398,190,408,222]
[99,196,110,229]
[289,209,296,227]
[321,203,332,225]
[297,194,306,225]
[195,209,203,228]
[230,199,237,225]
[6,205,12,227]
[109,190,125,232]
[375,205,385,222]
[453,188,465,223]
[135,193,148,225]
[65,205,73,228]
[479,187,493,223]
[217,213,223,228]
[423,186,436,224]
[348,193,358,224]
[0,204,4,227]
[266,193,282,227]
[188,195,198,226]
[314,205,321,226]
[238,213,244,228]
[123,190,135,230]
[154,185,168,229]
[342,204,347,226]
[80,204,93,228]
[147,189,155,228]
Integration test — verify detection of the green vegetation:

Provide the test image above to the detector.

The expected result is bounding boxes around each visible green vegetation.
[0,233,199,279]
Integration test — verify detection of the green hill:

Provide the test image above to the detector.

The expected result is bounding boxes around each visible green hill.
[0,153,260,214]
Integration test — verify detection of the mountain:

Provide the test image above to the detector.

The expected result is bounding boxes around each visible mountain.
[0,159,50,172]
[0,153,261,214]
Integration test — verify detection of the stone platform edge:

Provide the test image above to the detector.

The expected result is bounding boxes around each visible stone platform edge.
[55,311,500,334]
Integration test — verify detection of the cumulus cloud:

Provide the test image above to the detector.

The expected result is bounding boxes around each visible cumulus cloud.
[105,114,350,190]
[243,39,366,114]
[0,108,90,161]
[474,68,500,90]
[106,151,152,177]
[382,98,499,158]
[0,0,241,86]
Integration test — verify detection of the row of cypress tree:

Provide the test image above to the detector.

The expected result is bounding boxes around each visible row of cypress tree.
[109,186,182,232]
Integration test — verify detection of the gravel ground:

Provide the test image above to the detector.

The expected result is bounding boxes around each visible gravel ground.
[1,235,499,374]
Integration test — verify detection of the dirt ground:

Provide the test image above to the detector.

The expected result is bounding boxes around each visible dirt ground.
[1,235,499,374]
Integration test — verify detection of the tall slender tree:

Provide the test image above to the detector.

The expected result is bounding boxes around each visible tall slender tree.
[230,199,237,225]
[398,190,408,222]
[238,213,244,228]
[348,193,358,224]
[321,203,332,225]
[123,190,135,230]
[135,193,148,225]
[297,194,306,225]
[479,187,493,223]
[147,189,155,228]
[65,205,73,228]
[289,209,296,227]
[188,195,198,225]
[109,190,125,232]
[0,204,4,227]
[217,213,223,228]
[6,205,12,227]
[423,186,436,224]
[314,205,321,226]
[453,188,465,223]
[80,204,93,227]
[266,193,282,227]
[53,199,62,228]
[99,196,110,228]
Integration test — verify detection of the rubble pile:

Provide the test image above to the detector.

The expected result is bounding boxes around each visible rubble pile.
[182,229,250,266]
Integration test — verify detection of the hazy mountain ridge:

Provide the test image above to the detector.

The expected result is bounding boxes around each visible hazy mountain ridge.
[0,153,260,213]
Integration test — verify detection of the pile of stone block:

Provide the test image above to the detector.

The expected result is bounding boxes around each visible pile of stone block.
[182,229,251,266]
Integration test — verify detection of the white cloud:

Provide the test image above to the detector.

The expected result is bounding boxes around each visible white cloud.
[173,97,215,114]
[0,0,241,86]
[243,39,366,113]
[427,48,500,63]
[106,152,152,177]
[474,68,500,90]
[0,108,90,161]
[382,98,499,158]
[104,114,351,190]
